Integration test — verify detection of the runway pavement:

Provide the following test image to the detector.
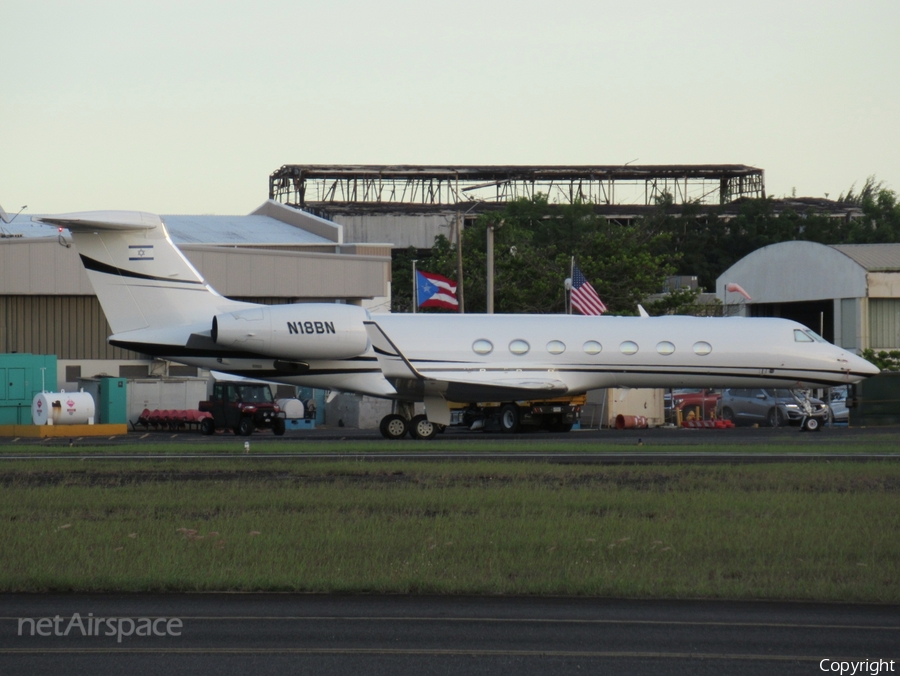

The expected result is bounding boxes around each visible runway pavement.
[1,424,885,445]
[2,451,899,465]
[2,594,898,676]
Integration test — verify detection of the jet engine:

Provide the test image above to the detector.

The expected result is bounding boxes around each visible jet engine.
[211,304,370,360]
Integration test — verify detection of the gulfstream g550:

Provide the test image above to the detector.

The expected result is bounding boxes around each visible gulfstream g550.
[40,209,879,438]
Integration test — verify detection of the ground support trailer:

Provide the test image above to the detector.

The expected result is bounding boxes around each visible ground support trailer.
[450,395,586,434]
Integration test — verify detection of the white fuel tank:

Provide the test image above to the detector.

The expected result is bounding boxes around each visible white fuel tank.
[32,391,96,426]
[276,398,305,419]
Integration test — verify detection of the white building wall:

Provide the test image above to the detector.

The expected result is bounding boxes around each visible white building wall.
[330,213,455,250]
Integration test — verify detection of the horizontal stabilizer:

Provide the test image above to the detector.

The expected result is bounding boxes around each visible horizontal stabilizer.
[36,211,160,231]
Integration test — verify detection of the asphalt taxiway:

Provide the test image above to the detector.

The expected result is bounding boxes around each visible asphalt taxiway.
[2,594,898,676]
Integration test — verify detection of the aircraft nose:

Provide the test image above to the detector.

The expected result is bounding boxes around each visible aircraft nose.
[847,351,880,377]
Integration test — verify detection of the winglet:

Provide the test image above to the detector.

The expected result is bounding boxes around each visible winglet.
[364,321,423,380]
[638,304,650,318]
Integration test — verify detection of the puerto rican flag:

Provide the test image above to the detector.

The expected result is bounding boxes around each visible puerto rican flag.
[416,270,459,310]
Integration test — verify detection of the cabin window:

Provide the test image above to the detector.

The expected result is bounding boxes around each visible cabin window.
[546,340,566,355]
[656,341,675,355]
[472,339,493,355]
[693,341,712,356]
[794,329,814,343]
[583,340,602,355]
[620,341,639,355]
[509,339,530,355]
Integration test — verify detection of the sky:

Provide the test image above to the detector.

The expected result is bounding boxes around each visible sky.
[2,0,899,215]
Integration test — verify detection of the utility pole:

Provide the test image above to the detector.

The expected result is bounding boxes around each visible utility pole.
[455,210,465,313]
[411,259,418,314]
[486,219,503,314]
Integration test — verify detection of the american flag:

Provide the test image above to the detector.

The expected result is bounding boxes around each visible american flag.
[571,265,607,315]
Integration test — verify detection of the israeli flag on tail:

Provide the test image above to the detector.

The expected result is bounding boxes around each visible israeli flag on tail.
[128,244,154,261]
[416,270,458,310]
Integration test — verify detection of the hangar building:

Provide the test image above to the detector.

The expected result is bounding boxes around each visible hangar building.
[0,200,391,390]
[716,241,900,352]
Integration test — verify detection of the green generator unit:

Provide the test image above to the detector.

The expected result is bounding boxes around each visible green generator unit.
[848,372,900,426]
[77,377,128,424]
[0,354,58,425]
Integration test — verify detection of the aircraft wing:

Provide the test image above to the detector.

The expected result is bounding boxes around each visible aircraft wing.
[364,320,569,402]
[422,371,569,393]
[364,320,423,380]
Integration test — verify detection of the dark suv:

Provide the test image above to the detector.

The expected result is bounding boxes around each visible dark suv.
[199,381,286,436]
[717,388,830,429]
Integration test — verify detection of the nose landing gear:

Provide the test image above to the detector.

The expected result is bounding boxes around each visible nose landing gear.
[793,390,827,432]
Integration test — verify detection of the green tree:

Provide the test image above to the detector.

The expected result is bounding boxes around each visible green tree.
[392,195,678,315]
[652,179,900,291]
[843,177,900,242]
[860,348,900,372]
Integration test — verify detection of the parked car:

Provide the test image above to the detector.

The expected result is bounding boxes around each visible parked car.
[717,388,830,429]
[827,387,849,424]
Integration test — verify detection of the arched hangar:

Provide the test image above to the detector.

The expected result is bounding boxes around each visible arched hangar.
[717,241,900,352]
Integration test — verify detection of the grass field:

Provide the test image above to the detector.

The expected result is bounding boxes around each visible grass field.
[0,455,898,601]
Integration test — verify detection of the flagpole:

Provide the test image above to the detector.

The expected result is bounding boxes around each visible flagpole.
[569,256,574,315]
[412,259,418,314]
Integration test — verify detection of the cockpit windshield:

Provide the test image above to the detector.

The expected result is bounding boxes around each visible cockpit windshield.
[804,329,826,343]
[794,328,826,343]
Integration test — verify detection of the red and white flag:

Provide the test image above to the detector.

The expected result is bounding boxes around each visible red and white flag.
[416,270,459,310]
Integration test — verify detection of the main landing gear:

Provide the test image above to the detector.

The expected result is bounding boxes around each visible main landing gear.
[379,402,440,440]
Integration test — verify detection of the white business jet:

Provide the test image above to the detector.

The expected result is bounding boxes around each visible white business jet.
[37,210,878,438]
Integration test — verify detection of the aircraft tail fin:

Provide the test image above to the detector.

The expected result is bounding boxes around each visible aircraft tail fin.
[39,210,250,334]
